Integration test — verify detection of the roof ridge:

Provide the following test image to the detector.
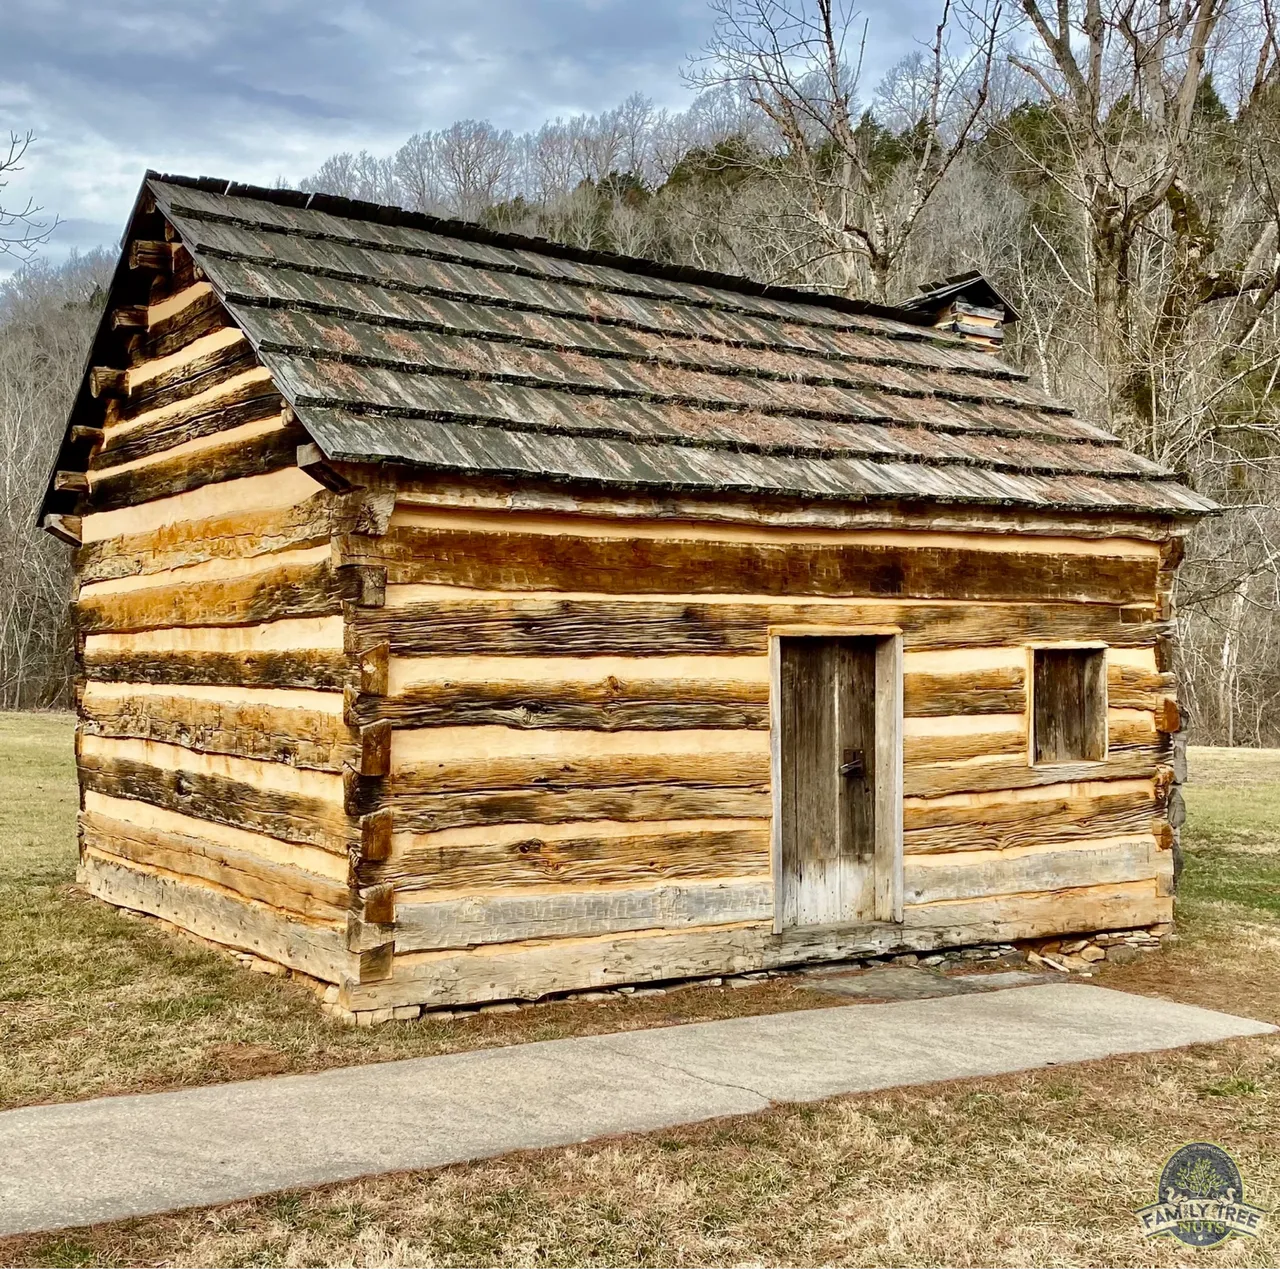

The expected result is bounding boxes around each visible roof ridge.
[147,171,943,331]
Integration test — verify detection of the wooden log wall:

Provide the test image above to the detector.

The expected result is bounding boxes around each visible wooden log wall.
[337,498,1182,1009]
[69,235,378,987]
[61,214,1183,1010]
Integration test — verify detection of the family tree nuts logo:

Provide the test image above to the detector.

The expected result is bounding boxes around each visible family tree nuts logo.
[1135,1142,1267,1247]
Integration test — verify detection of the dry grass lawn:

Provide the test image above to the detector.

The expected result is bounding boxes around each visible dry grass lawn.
[1,718,1277,1266]
[0,714,881,1112]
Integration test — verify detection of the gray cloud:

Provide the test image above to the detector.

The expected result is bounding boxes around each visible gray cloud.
[2,0,936,271]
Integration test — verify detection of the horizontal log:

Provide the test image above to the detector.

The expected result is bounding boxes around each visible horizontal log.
[383,878,773,954]
[903,781,1157,853]
[353,665,1023,731]
[1109,710,1160,749]
[903,746,1167,798]
[82,648,353,691]
[352,598,1168,658]
[904,725,1025,765]
[76,558,348,634]
[82,812,350,920]
[902,666,1024,717]
[375,822,771,893]
[89,422,306,513]
[387,472,1179,541]
[340,880,1171,1009]
[902,837,1157,905]
[902,879,1171,937]
[81,852,351,984]
[1107,663,1176,710]
[360,687,767,732]
[77,491,339,584]
[70,425,104,447]
[121,336,258,421]
[357,782,772,837]
[97,387,285,469]
[78,750,348,851]
[80,685,355,770]
[344,525,1158,605]
[389,748,770,798]
[132,288,228,363]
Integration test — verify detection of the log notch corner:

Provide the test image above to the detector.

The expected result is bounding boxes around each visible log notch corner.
[336,466,397,995]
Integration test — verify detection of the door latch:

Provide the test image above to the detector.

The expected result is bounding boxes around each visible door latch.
[839,748,866,779]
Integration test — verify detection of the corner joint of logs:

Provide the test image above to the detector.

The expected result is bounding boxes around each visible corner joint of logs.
[298,441,354,492]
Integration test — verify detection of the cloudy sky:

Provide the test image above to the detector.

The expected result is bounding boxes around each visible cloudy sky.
[3,0,939,269]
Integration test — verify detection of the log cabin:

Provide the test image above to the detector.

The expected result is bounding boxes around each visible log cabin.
[39,172,1213,1015]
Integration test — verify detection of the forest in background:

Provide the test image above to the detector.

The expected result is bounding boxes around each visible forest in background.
[3,0,1279,745]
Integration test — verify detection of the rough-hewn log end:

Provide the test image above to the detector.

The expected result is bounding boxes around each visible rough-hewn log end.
[298,442,353,492]
[53,470,89,494]
[89,367,128,399]
[43,513,83,545]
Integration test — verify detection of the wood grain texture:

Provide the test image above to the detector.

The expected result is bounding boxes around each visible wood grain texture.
[79,683,354,770]
[120,334,258,419]
[372,820,771,892]
[344,524,1159,604]
[89,421,306,512]
[352,597,1169,658]
[1033,647,1107,763]
[77,559,348,634]
[904,744,1167,798]
[83,649,352,690]
[340,880,1171,1009]
[77,491,335,585]
[903,665,1024,716]
[352,662,1023,730]
[78,750,348,851]
[384,471,1180,542]
[382,878,773,953]
[1107,663,1176,710]
[903,780,1158,853]
[131,284,227,363]
[81,851,351,983]
[902,836,1157,904]
[98,388,286,469]
[356,782,772,836]
[81,810,351,920]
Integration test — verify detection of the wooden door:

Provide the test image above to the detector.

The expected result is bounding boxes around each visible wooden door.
[778,636,880,927]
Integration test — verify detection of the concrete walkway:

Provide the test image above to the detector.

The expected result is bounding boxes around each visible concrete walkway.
[1,983,1273,1236]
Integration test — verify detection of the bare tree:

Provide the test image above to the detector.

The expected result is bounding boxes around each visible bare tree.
[0,252,114,708]
[1007,0,1280,440]
[1,133,58,262]
[690,0,1005,298]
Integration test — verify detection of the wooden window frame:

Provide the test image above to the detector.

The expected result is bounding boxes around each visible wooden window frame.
[768,626,904,932]
[1026,641,1109,768]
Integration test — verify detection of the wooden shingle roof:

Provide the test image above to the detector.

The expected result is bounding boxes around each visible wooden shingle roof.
[101,175,1223,517]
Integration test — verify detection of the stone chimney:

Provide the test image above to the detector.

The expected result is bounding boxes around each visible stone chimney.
[898,271,1018,354]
